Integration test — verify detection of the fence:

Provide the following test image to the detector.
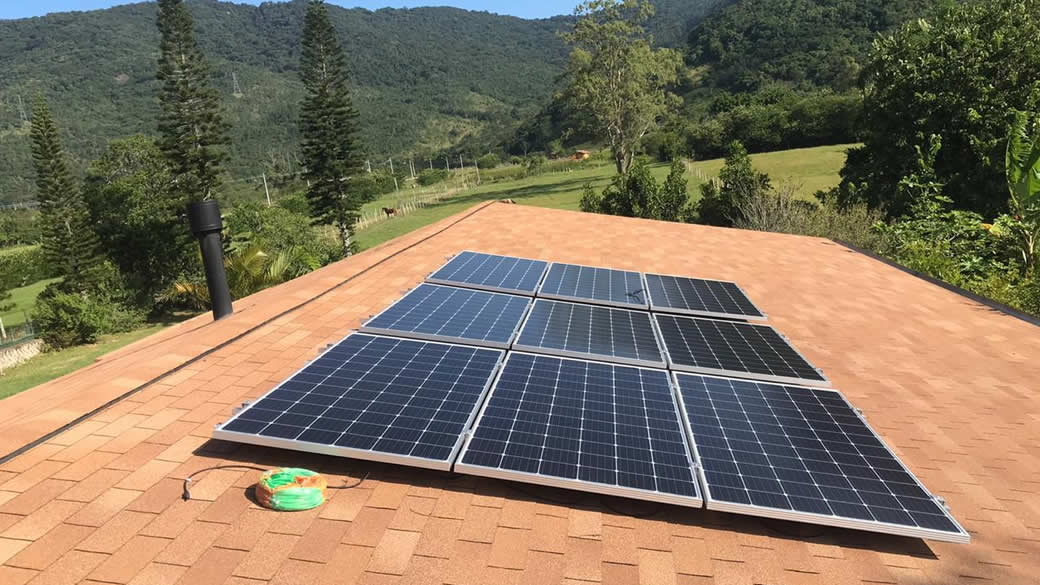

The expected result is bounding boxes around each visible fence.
[354,186,463,231]
[0,315,37,351]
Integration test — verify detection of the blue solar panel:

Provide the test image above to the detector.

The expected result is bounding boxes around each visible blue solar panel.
[427,251,548,295]
[645,273,766,321]
[674,373,969,543]
[514,299,665,368]
[538,262,647,308]
[656,314,829,387]
[456,353,702,507]
[360,284,530,348]
[213,334,503,471]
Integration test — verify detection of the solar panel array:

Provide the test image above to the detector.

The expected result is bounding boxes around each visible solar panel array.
[539,262,647,308]
[674,373,968,542]
[457,353,701,506]
[214,250,966,543]
[656,314,829,387]
[427,250,548,295]
[360,284,530,348]
[513,300,665,368]
[214,334,503,470]
[646,273,766,321]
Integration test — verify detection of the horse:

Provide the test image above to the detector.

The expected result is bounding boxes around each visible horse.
[382,207,397,218]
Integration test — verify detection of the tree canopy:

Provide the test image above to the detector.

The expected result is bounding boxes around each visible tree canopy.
[839,0,1040,217]
[562,0,683,175]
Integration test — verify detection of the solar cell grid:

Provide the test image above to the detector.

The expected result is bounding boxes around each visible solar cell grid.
[456,353,701,506]
[213,334,504,470]
[360,284,530,348]
[645,273,766,320]
[538,262,647,308]
[656,314,828,386]
[427,250,548,295]
[674,373,969,543]
[514,299,665,368]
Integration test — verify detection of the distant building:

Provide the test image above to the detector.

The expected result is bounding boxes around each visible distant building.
[572,150,591,161]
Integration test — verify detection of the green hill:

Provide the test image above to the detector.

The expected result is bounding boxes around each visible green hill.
[0,0,720,204]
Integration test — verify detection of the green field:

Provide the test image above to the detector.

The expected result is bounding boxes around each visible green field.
[357,144,854,249]
[2,278,60,328]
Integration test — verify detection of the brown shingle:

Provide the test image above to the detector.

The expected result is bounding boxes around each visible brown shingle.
[4,523,93,570]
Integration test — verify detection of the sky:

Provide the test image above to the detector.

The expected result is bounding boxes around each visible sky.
[0,0,568,21]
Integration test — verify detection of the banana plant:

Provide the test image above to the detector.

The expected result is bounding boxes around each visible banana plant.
[996,110,1040,270]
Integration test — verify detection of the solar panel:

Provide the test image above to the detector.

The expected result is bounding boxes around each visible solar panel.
[514,299,665,368]
[456,353,702,507]
[538,262,647,308]
[655,314,829,387]
[360,284,530,349]
[645,273,766,321]
[213,334,503,471]
[427,251,548,295]
[673,373,969,543]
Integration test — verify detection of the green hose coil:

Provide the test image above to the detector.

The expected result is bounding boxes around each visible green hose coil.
[256,468,327,511]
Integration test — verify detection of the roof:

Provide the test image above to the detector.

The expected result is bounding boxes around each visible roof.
[1,201,1038,585]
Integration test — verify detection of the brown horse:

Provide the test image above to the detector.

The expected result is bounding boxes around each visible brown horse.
[382,207,397,218]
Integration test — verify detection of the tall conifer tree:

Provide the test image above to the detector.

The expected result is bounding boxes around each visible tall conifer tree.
[156,0,229,202]
[30,97,101,291]
[298,0,367,255]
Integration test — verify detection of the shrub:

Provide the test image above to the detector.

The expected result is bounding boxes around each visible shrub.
[643,131,686,163]
[697,141,771,227]
[33,265,144,349]
[0,245,57,289]
[735,186,884,249]
[476,153,501,169]
[417,168,450,186]
[277,193,312,216]
[509,155,523,165]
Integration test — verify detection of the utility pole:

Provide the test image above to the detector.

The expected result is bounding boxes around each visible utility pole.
[409,158,416,179]
[475,161,481,185]
[388,158,398,191]
[445,156,450,170]
[262,172,271,207]
[366,160,371,173]
[428,158,433,170]
[232,72,242,96]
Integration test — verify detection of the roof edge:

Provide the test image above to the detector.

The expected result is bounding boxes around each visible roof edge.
[833,239,1040,328]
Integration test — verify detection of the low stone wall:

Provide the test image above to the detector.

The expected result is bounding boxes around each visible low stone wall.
[0,339,43,373]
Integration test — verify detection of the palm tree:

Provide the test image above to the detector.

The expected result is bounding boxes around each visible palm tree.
[162,246,318,310]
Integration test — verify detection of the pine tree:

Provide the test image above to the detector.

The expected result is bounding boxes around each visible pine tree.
[298,0,368,255]
[156,0,229,203]
[30,96,101,291]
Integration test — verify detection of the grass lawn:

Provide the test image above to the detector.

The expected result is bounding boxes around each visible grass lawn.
[2,278,61,328]
[356,144,855,250]
[0,322,172,399]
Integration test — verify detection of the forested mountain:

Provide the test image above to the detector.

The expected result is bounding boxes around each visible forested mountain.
[686,0,942,92]
[0,0,717,204]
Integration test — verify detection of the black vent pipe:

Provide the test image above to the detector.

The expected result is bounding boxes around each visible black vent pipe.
[187,200,233,320]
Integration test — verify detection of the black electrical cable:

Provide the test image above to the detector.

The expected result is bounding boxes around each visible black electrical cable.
[182,464,370,501]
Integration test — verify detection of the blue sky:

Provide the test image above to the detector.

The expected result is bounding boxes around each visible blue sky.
[0,1,568,20]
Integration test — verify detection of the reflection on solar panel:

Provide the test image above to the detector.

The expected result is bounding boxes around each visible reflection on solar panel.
[656,314,828,387]
[456,353,701,507]
[213,334,503,470]
[514,299,665,368]
[674,373,969,543]
[645,273,766,321]
[427,251,548,295]
[360,284,530,348]
[538,262,647,308]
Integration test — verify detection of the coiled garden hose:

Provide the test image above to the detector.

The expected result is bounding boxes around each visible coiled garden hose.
[182,464,368,511]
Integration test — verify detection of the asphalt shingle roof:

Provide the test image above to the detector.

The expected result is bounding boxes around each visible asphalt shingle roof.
[1,201,1038,584]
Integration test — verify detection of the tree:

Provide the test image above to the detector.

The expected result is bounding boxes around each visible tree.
[155,0,229,203]
[82,135,193,302]
[994,110,1040,270]
[697,140,771,226]
[654,159,689,221]
[298,0,369,255]
[839,0,1040,217]
[563,0,682,175]
[29,96,101,291]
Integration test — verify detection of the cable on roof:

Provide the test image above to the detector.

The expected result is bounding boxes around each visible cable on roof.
[182,464,369,511]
